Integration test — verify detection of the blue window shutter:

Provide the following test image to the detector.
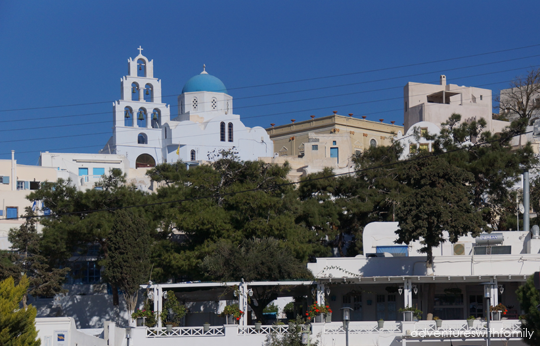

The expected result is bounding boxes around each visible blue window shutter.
[24,181,29,190]
[93,168,105,176]
[3,176,9,184]
[0,210,3,216]
[6,207,17,219]
[78,168,88,176]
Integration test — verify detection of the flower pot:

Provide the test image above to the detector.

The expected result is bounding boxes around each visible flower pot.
[136,317,144,326]
[166,324,173,333]
[402,311,414,321]
[314,314,324,323]
[203,323,210,332]
[491,311,501,321]
[435,320,442,328]
[325,312,332,323]
[377,320,384,329]
[467,319,474,328]
[227,315,235,325]
[255,322,262,331]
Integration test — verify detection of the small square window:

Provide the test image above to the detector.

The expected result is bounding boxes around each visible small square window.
[410,144,417,153]
[419,143,429,152]
[6,207,18,219]
[420,128,428,137]
[332,141,337,145]
[312,145,318,151]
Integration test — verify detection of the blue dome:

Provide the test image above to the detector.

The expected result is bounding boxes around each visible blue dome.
[182,70,227,94]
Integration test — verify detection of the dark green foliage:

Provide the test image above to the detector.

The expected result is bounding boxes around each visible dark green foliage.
[101,209,152,313]
[160,291,186,327]
[516,275,540,345]
[264,318,316,346]
[7,208,69,303]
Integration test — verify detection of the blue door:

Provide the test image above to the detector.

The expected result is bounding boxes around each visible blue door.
[330,147,339,163]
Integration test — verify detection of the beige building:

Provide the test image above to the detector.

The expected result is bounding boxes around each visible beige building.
[0,151,59,249]
[263,113,403,181]
[404,75,508,135]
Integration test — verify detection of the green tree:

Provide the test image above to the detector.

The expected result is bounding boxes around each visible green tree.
[0,276,40,346]
[101,209,153,315]
[264,318,316,346]
[27,169,151,306]
[8,208,69,307]
[201,237,313,322]
[516,275,540,346]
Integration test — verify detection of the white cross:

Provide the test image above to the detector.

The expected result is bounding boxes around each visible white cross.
[138,46,143,55]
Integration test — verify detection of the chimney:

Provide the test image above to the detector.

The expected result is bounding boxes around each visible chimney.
[291,119,296,123]
[349,113,353,117]
[333,111,338,115]
[270,123,275,127]
[379,119,384,122]
[310,115,315,119]
[391,121,395,124]
[11,150,16,191]
[362,116,366,119]
[440,75,446,86]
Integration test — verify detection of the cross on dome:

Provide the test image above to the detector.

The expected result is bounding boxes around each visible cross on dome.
[137,46,144,55]
[201,64,208,75]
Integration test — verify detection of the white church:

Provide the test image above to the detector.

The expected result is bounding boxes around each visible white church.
[100,47,273,168]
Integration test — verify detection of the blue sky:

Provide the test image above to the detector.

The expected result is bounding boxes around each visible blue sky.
[1,1,539,165]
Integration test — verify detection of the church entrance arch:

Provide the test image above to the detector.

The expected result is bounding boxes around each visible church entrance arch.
[136,154,156,168]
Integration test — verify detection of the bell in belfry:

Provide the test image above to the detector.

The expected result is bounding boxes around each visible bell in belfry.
[138,111,144,120]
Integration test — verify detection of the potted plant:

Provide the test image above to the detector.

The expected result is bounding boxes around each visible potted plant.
[467,315,475,328]
[283,302,295,320]
[519,315,526,325]
[325,306,333,323]
[221,303,244,324]
[255,321,262,331]
[132,309,155,327]
[398,306,422,321]
[160,291,187,328]
[204,322,211,332]
[377,319,384,329]
[433,316,442,328]
[305,302,329,323]
[490,303,507,321]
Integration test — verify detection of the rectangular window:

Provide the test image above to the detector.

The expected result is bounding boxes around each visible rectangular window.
[420,128,428,137]
[376,245,408,257]
[17,181,27,190]
[0,176,8,184]
[93,168,105,176]
[312,145,318,151]
[409,144,417,154]
[78,168,88,176]
[332,141,337,145]
[0,210,3,216]
[30,181,40,190]
[6,207,18,219]
[419,143,429,152]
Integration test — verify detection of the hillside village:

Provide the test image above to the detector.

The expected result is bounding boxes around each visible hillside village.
[2,45,540,346]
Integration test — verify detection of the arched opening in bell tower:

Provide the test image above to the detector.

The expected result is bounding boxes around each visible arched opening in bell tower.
[131,82,140,101]
[137,59,146,77]
[144,84,153,102]
[136,154,155,168]
[124,107,133,127]
[137,108,147,128]
[151,109,161,128]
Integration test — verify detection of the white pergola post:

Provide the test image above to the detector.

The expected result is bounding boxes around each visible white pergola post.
[403,279,412,308]
[152,285,158,326]
[316,282,325,305]
[157,286,163,328]
[239,282,249,326]
[490,279,498,307]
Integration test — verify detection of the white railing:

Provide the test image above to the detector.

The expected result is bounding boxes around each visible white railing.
[238,325,290,335]
[146,326,225,337]
[324,321,401,334]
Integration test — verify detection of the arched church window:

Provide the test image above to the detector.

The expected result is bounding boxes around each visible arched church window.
[220,122,226,142]
[137,59,146,77]
[151,109,160,128]
[144,84,153,102]
[136,154,155,168]
[191,150,196,161]
[228,122,233,142]
[124,107,133,127]
[226,101,229,114]
[192,97,198,110]
[137,108,147,128]
[138,133,148,144]
[212,98,217,110]
[370,139,377,148]
[131,83,140,101]
[164,127,167,139]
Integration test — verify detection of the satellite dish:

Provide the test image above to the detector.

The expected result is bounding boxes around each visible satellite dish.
[519,203,525,214]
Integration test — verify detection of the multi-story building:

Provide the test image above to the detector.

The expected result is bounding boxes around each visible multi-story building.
[263,113,403,181]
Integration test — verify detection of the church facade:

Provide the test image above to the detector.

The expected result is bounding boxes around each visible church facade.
[101,48,273,168]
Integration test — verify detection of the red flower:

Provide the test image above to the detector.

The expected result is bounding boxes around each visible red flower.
[307,317,311,320]
[326,306,329,308]
[315,309,319,312]
[305,312,309,316]
[236,317,240,320]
